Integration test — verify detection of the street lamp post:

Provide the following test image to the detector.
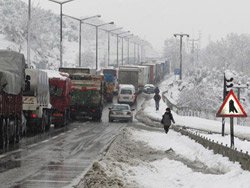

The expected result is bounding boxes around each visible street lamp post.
[115,31,130,67]
[84,22,114,71]
[27,0,31,67]
[48,0,75,67]
[121,34,133,65]
[174,33,189,80]
[102,27,123,66]
[62,14,101,67]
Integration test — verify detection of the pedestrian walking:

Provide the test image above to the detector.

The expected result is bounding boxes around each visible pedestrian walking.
[153,93,161,111]
[161,108,175,134]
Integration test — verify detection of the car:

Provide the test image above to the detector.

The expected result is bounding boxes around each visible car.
[108,104,134,122]
[142,84,155,94]
[117,84,136,105]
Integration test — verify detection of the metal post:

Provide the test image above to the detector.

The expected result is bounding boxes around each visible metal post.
[79,21,81,67]
[222,73,226,136]
[127,38,130,64]
[179,36,183,80]
[96,26,98,71]
[230,117,234,148]
[121,38,124,65]
[60,4,63,67]
[27,0,31,67]
[116,35,119,67]
[174,33,189,80]
[237,88,240,125]
[134,43,136,64]
[137,44,140,64]
[108,32,110,66]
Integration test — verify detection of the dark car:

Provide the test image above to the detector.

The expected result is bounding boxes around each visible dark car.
[108,104,134,122]
[142,84,155,94]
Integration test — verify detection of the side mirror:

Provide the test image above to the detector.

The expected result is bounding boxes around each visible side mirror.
[108,107,112,110]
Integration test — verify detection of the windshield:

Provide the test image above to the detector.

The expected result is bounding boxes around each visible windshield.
[50,85,63,97]
[112,105,130,111]
[121,89,132,94]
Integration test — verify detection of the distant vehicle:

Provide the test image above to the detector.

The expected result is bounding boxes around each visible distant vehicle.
[142,84,155,94]
[102,68,118,102]
[108,104,134,122]
[117,84,136,105]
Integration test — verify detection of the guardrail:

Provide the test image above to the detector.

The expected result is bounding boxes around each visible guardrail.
[172,126,250,171]
[161,90,217,120]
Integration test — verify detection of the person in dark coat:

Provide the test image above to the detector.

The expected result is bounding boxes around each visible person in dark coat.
[154,86,160,94]
[153,93,161,110]
[161,108,175,134]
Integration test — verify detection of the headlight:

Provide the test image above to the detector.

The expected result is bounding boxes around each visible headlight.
[127,112,131,115]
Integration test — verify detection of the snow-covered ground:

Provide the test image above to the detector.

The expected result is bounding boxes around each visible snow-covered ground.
[76,76,250,188]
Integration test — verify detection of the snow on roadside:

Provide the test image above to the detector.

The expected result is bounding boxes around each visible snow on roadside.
[77,127,250,188]
[129,129,250,188]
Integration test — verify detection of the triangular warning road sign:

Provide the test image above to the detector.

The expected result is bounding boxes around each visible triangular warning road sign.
[216,90,247,117]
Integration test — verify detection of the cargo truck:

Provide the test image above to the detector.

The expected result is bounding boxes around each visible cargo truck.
[46,70,72,128]
[0,50,26,150]
[23,69,51,133]
[102,68,118,102]
[118,66,149,92]
[59,68,104,121]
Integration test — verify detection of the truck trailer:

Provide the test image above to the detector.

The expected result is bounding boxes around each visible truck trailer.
[0,50,26,150]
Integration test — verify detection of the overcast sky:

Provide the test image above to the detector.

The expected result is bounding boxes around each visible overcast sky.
[30,0,250,52]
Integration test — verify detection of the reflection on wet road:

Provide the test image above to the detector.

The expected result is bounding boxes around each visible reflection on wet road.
[0,95,145,188]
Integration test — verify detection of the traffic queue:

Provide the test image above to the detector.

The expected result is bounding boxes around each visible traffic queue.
[0,50,169,151]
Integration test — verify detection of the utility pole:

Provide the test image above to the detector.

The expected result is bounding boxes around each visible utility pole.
[62,14,101,67]
[189,38,199,66]
[174,33,189,80]
[48,0,76,67]
[234,83,249,125]
[27,0,31,67]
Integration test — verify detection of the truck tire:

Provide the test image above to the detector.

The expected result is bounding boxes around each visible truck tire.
[15,117,21,143]
[6,118,10,151]
[45,111,50,131]
[0,118,6,150]
[40,115,46,133]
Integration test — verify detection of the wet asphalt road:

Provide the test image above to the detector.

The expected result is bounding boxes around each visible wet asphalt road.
[0,95,146,188]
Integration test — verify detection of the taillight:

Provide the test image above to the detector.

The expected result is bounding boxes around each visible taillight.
[30,113,38,118]
[91,109,96,112]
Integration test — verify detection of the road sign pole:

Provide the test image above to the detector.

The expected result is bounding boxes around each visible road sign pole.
[230,117,234,148]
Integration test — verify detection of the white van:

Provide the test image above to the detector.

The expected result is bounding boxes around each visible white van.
[118,84,136,105]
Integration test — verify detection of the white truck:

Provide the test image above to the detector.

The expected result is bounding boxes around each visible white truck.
[23,69,51,133]
[118,65,149,92]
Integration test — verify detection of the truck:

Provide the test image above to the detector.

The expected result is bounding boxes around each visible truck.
[0,50,26,150]
[118,65,149,92]
[46,70,72,128]
[59,68,104,121]
[102,68,118,102]
[144,63,156,84]
[23,69,51,133]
